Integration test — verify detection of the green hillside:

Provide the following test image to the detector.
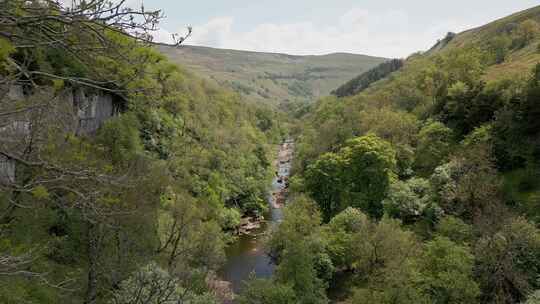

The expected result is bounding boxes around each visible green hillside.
[430,5,540,82]
[158,45,386,106]
[331,5,540,101]
[278,5,540,304]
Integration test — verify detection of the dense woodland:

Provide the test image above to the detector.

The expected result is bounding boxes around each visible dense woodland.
[2,1,540,304]
[331,59,404,98]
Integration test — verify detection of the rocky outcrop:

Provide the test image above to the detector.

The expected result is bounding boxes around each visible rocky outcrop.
[237,216,263,235]
[72,88,123,134]
[0,85,124,184]
[0,156,15,184]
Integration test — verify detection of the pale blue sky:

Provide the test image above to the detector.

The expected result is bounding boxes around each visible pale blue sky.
[137,0,539,57]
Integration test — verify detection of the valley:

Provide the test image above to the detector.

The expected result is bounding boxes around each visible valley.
[1,2,540,304]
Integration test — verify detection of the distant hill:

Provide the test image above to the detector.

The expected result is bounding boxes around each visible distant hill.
[157,45,387,105]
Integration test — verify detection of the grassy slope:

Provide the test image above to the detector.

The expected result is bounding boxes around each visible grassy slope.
[440,5,540,82]
[158,45,386,105]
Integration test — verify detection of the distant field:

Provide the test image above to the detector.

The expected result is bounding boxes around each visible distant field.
[158,45,387,105]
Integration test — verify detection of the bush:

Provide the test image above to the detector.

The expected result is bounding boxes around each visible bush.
[110,262,218,304]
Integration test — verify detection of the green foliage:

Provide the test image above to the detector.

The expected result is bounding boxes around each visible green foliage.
[487,35,512,64]
[436,216,473,244]
[237,279,297,304]
[475,217,540,304]
[31,185,50,200]
[330,214,479,304]
[287,81,313,98]
[430,144,502,222]
[276,240,329,304]
[417,236,480,304]
[339,213,424,303]
[348,286,428,304]
[493,63,540,172]
[305,134,396,220]
[304,153,346,221]
[414,121,454,176]
[524,291,540,304]
[0,38,14,73]
[461,124,493,147]
[110,262,218,304]
[324,207,369,270]
[512,19,540,49]
[267,197,329,304]
[97,113,142,166]
[332,59,404,97]
[383,177,437,224]
[357,107,419,146]
[340,134,397,217]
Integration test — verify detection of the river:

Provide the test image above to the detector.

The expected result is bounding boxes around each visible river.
[218,140,294,294]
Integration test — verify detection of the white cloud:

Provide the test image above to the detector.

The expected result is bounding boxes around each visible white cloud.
[156,8,476,58]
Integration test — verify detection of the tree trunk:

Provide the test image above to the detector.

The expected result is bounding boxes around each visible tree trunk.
[85,222,100,304]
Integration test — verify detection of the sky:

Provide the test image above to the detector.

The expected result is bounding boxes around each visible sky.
[133,0,539,58]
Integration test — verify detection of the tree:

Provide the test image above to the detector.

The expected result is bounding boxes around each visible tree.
[324,207,370,270]
[156,188,225,273]
[383,177,436,224]
[344,215,425,304]
[357,107,419,149]
[475,217,540,304]
[492,64,540,171]
[414,121,454,176]
[109,262,218,304]
[512,19,540,49]
[305,134,396,220]
[430,144,505,228]
[304,153,346,222]
[276,241,328,304]
[436,216,472,245]
[267,197,329,304]
[488,35,512,63]
[332,59,404,97]
[349,283,428,304]
[417,236,480,304]
[341,134,397,218]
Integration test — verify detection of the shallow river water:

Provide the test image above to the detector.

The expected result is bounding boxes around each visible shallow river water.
[218,140,293,293]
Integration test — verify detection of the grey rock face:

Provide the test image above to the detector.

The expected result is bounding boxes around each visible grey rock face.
[0,85,123,184]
